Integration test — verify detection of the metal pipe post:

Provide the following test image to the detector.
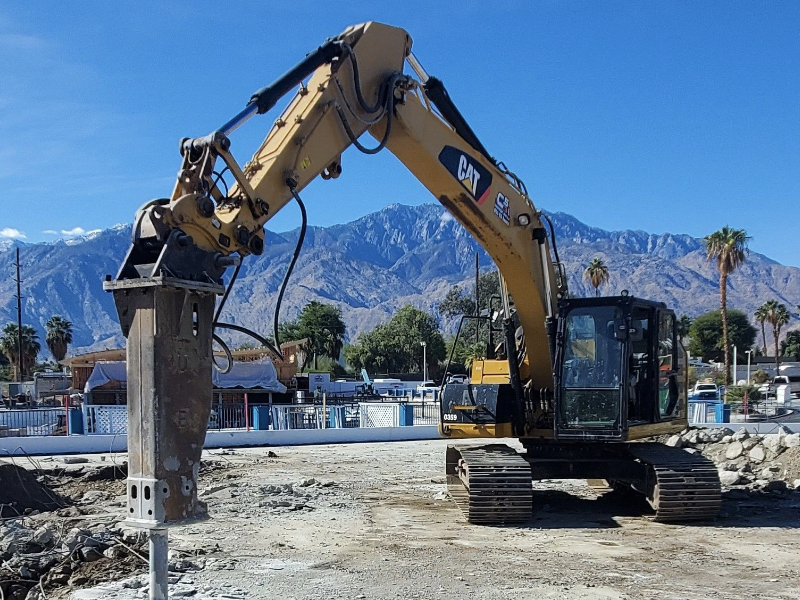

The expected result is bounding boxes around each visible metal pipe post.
[149,528,169,600]
[746,350,752,384]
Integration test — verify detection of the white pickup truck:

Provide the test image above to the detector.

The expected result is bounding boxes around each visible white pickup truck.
[758,366,800,397]
[691,382,719,400]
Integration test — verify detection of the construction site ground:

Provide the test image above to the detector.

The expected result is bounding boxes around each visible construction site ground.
[4,438,800,600]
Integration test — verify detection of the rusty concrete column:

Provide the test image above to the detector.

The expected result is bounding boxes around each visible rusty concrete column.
[105,277,222,598]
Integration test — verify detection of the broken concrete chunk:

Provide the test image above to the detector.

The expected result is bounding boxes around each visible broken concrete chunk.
[783,433,800,449]
[31,526,53,546]
[732,428,750,442]
[742,437,760,451]
[725,441,744,460]
[762,434,785,457]
[718,470,740,486]
[665,435,682,448]
[748,445,766,463]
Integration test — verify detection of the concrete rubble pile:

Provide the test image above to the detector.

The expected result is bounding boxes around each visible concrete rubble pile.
[258,477,335,513]
[0,461,66,517]
[0,502,155,600]
[0,460,149,600]
[666,426,800,493]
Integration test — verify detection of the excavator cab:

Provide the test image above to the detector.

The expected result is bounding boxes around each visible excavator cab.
[553,295,686,441]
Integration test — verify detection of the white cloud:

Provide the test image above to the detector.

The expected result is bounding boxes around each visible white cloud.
[0,227,26,239]
[54,226,104,238]
[60,227,88,236]
[0,33,49,52]
[42,227,104,238]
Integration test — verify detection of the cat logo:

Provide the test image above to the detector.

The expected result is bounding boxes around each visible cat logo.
[458,155,480,196]
[438,146,492,204]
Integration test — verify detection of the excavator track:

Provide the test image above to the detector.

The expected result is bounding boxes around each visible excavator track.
[445,444,532,525]
[627,443,721,523]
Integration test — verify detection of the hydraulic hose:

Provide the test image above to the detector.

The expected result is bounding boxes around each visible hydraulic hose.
[272,182,308,350]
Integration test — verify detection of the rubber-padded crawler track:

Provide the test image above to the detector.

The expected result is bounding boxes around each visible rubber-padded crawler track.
[446,444,532,525]
[627,443,721,523]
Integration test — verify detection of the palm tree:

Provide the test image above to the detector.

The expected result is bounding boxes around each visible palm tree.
[45,316,73,366]
[703,227,749,385]
[754,303,771,355]
[677,315,692,347]
[0,323,41,379]
[583,257,610,297]
[765,302,790,373]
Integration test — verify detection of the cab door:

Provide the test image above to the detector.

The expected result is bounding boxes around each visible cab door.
[554,304,626,440]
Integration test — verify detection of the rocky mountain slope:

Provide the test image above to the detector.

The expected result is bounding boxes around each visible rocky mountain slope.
[1,204,798,358]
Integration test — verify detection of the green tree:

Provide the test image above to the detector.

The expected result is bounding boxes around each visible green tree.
[781,330,800,361]
[439,271,502,319]
[754,303,770,355]
[764,302,790,372]
[0,352,10,382]
[439,271,505,367]
[752,369,770,384]
[687,309,756,363]
[677,315,692,346]
[346,305,445,375]
[314,356,349,379]
[45,315,73,365]
[446,339,487,374]
[278,301,346,371]
[725,384,763,410]
[0,323,41,379]
[703,226,749,384]
[583,257,610,297]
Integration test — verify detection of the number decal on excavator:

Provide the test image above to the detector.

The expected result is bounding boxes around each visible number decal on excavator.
[493,192,510,225]
[438,146,492,204]
[443,413,458,421]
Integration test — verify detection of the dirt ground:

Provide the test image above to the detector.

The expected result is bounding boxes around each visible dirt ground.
[11,439,800,600]
[6,440,800,600]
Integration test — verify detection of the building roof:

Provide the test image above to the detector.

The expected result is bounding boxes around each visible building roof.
[84,360,287,393]
[61,348,125,368]
[63,346,292,367]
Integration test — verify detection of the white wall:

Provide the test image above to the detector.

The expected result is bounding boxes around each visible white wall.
[0,425,441,456]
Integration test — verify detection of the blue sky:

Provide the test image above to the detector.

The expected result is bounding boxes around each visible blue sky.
[0,1,798,266]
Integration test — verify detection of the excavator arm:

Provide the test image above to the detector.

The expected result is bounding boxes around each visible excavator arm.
[115,21,564,391]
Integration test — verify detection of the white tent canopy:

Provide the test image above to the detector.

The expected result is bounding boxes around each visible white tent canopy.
[85,360,287,394]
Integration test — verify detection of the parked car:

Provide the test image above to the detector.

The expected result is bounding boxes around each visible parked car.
[758,374,800,397]
[416,380,438,391]
[446,374,469,385]
[691,382,719,400]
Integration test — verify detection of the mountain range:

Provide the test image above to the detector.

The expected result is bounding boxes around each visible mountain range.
[1,204,798,359]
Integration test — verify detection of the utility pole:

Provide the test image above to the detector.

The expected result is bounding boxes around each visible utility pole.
[475,252,479,344]
[15,248,23,382]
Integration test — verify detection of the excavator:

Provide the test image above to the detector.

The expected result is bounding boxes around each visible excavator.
[107,22,720,538]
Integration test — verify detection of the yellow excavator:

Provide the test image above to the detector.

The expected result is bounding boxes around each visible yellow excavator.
[107,22,720,534]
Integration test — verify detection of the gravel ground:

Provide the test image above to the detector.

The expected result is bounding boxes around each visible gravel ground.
[6,439,800,600]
